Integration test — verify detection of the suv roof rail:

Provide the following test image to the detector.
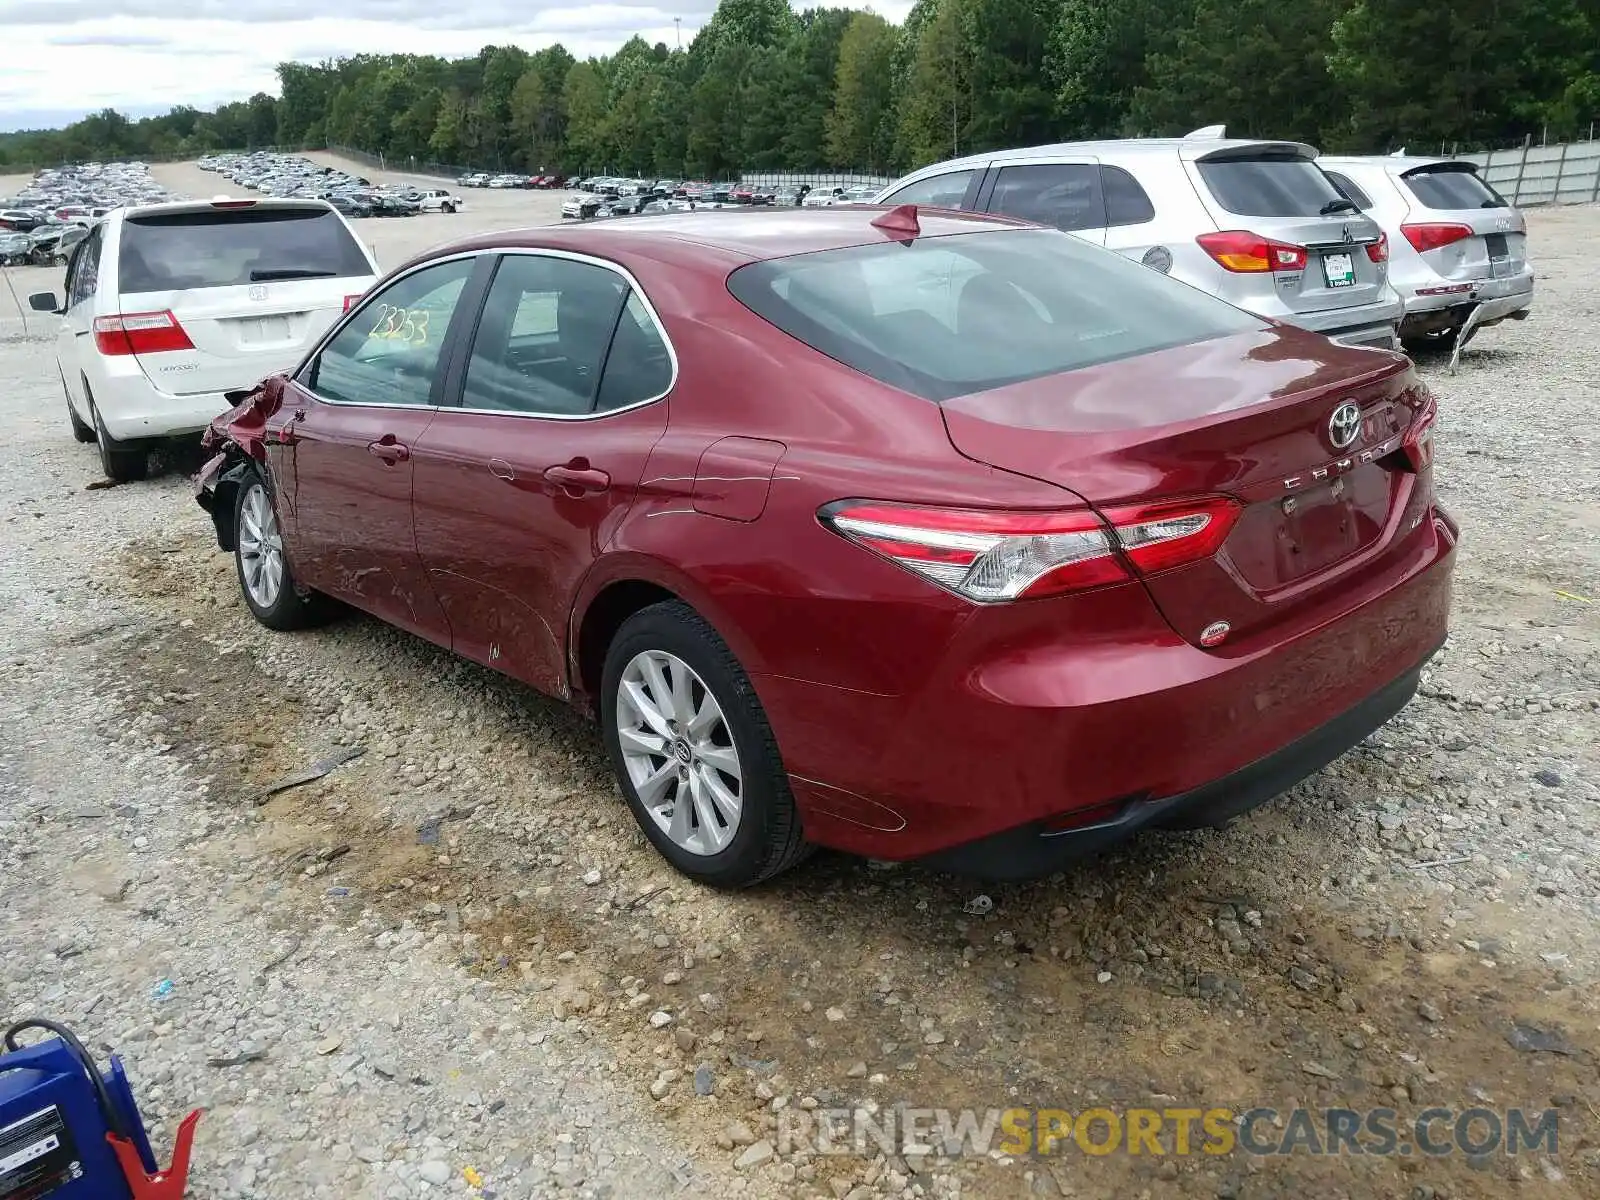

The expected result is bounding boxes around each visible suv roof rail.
[1185,124,1227,139]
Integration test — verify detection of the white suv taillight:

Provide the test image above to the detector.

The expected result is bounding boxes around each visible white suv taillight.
[92,310,194,356]
[822,497,1241,601]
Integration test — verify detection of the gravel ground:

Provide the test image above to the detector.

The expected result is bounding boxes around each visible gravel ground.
[0,159,1595,1200]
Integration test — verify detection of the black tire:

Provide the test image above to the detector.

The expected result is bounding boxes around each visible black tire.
[89,394,148,482]
[443,202,456,214]
[63,373,94,443]
[600,600,811,888]
[233,469,329,631]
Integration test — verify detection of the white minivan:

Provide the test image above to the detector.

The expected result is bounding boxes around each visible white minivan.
[30,198,379,481]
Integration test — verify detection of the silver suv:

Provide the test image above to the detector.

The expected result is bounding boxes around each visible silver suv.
[1317,154,1532,354]
[876,129,1403,350]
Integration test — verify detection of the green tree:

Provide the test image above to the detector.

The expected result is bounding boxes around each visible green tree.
[564,60,611,172]
[1128,0,1347,144]
[1329,0,1593,147]
[826,12,898,169]
[1045,0,1182,137]
[509,45,577,169]
[898,0,975,166]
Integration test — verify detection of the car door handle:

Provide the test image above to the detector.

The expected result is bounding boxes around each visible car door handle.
[368,437,410,464]
[543,462,610,494]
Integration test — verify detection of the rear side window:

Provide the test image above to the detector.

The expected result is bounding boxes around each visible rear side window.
[1196,157,1350,217]
[1102,165,1155,226]
[118,206,372,293]
[1402,168,1507,210]
[881,170,977,209]
[1323,171,1373,210]
[728,228,1262,403]
[986,163,1106,231]
[460,253,667,418]
[67,226,103,308]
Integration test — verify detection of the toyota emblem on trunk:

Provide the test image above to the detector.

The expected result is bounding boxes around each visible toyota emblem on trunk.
[1328,401,1362,450]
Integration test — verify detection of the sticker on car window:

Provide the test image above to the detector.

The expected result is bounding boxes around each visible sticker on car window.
[366,303,431,345]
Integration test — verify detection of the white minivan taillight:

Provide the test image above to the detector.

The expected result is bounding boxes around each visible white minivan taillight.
[92,310,194,356]
[822,497,1241,601]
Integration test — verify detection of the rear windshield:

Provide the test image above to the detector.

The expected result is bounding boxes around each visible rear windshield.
[727,228,1262,402]
[1402,167,1507,210]
[1197,157,1353,218]
[118,206,372,293]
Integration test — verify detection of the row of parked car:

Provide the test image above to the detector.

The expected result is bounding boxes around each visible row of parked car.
[1,162,180,266]
[198,151,467,221]
[558,179,898,221]
[873,127,1533,355]
[458,173,571,189]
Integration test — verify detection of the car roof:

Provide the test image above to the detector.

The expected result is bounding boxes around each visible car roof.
[429,206,1028,267]
[111,197,337,219]
[1318,153,1480,174]
[896,136,1317,179]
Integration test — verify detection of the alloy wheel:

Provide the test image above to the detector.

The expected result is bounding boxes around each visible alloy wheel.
[615,649,744,856]
[238,483,285,609]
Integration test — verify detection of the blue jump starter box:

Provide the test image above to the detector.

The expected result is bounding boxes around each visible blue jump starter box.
[0,1034,161,1200]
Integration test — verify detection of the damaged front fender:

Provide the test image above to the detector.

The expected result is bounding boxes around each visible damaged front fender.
[194,378,287,552]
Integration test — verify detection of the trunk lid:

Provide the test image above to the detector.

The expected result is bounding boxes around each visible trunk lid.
[1187,145,1391,316]
[1396,162,1527,282]
[940,327,1434,645]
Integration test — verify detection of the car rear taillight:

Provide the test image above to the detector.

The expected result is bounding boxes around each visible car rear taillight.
[1365,231,1389,263]
[1099,497,1241,575]
[1403,389,1437,472]
[92,311,194,356]
[211,199,257,209]
[1401,223,1473,253]
[821,497,1241,601]
[343,293,365,312]
[1196,231,1308,273]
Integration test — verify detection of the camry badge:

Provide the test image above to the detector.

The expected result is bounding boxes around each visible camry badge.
[1199,621,1231,647]
[1328,401,1362,450]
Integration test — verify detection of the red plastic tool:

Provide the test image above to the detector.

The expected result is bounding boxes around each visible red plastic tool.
[108,1109,202,1200]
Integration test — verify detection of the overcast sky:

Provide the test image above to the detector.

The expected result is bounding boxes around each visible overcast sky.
[0,1,913,132]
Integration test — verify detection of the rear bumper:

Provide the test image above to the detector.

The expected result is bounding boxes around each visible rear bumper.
[89,364,239,441]
[922,648,1436,879]
[1398,271,1535,333]
[1285,294,1404,350]
[770,506,1459,876]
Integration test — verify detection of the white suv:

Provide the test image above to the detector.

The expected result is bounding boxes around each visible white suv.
[877,131,1404,351]
[30,198,379,481]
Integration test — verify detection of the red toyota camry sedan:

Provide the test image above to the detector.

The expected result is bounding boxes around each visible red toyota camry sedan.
[196,205,1456,887]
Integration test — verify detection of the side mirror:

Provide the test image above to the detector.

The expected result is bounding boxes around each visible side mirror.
[28,292,61,314]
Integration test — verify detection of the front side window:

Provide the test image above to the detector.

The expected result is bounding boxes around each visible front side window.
[729,228,1262,402]
[881,170,977,210]
[986,163,1106,232]
[461,254,631,416]
[306,257,474,407]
